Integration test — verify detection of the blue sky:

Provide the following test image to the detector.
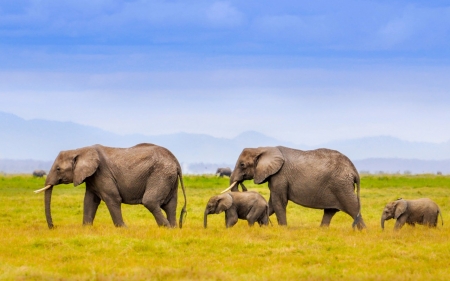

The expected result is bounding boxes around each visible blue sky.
[1,0,450,145]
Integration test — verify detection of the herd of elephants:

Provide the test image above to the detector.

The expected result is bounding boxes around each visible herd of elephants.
[33,143,443,231]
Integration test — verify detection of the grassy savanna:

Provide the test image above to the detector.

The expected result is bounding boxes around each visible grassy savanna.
[0,174,449,280]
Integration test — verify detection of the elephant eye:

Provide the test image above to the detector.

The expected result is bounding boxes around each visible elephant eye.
[240,162,245,168]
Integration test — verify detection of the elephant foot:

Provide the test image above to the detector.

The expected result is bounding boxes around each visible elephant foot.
[156,220,173,228]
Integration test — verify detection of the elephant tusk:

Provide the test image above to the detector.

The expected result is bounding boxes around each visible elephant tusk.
[34,185,52,194]
[220,181,237,194]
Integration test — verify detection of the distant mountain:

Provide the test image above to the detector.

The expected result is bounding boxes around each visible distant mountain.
[0,112,296,168]
[322,136,450,161]
[354,158,450,175]
[0,111,125,160]
[1,111,449,174]
[232,130,300,148]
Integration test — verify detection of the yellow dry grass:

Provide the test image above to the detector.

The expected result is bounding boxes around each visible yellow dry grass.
[0,174,449,280]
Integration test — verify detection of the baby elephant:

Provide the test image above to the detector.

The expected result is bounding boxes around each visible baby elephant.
[204,191,269,228]
[381,198,443,230]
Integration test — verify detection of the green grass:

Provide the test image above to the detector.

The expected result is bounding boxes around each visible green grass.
[0,174,449,280]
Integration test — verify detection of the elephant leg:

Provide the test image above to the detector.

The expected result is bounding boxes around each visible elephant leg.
[258,214,269,226]
[246,207,260,226]
[334,187,366,230]
[161,192,178,227]
[248,204,267,226]
[320,208,339,227]
[269,192,288,225]
[423,213,438,227]
[103,195,126,227]
[142,176,174,227]
[394,216,407,230]
[225,210,238,228]
[83,189,101,225]
[142,197,171,227]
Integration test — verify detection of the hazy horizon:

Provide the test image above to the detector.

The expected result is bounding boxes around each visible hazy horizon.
[2,110,450,147]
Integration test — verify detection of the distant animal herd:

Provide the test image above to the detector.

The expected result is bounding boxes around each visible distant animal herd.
[33,143,443,231]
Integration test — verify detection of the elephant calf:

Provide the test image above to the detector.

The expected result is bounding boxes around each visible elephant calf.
[381,198,443,230]
[204,191,269,228]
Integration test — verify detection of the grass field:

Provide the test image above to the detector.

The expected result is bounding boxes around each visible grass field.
[0,174,449,280]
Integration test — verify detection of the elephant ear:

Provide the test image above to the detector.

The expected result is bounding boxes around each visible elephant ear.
[254,147,285,184]
[394,200,407,219]
[73,147,100,187]
[216,194,233,213]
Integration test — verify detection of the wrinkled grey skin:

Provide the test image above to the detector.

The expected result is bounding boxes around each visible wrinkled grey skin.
[33,170,47,177]
[381,198,443,230]
[229,146,366,230]
[216,167,232,178]
[43,143,187,229]
[204,191,269,228]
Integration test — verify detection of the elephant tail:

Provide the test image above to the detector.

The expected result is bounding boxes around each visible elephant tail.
[352,175,366,230]
[439,209,444,226]
[178,170,187,229]
[355,175,361,217]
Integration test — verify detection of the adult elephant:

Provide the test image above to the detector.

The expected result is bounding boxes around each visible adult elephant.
[215,167,232,178]
[34,143,187,229]
[33,169,47,177]
[222,146,366,230]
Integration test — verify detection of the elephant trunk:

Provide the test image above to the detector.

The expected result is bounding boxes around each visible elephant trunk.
[229,172,237,185]
[45,185,54,229]
[204,210,209,228]
[381,216,386,230]
[229,172,243,192]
